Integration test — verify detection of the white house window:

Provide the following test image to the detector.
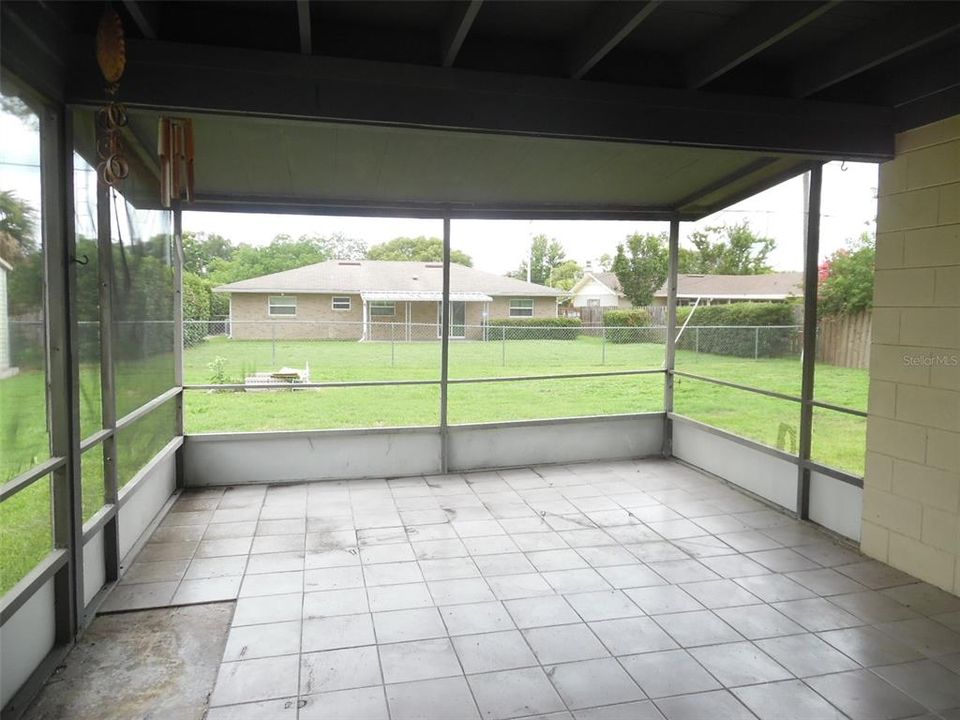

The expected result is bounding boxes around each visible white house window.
[332,296,351,311]
[369,301,396,317]
[268,295,297,316]
[509,298,534,317]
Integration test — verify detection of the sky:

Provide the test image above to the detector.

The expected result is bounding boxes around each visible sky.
[1,100,878,274]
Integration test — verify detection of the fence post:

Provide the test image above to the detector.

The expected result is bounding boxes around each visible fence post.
[501,326,506,367]
[695,327,699,354]
[391,322,396,367]
[601,326,606,365]
[272,323,277,367]
[754,327,759,359]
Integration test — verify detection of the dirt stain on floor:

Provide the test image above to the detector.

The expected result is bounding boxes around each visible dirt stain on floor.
[22,603,233,720]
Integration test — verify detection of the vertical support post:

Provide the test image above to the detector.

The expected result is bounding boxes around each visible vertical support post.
[172,203,185,488]
[439,219,451,474]
[755,326,760,360]
[97,151,120,584]
[391,322,396,366]
[45,105,82,640]
[601,326,606,365]
[271,323,277,366]
[662,215,680,457]
[501,326,506,366]
[797,165,823,520]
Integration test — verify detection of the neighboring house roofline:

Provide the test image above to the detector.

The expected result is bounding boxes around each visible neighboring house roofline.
[568,272,623,297]
[213,259,564,297]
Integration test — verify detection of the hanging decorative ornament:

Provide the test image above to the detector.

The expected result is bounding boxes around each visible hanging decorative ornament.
[158,117,196,208]
[96,5,129,187]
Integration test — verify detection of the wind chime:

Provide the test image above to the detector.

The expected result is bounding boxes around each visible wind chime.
[95,5,128,188]
[158,116,195,208]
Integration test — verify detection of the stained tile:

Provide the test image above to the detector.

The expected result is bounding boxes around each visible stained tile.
[645,560,719,584]
[624,586,703,615]
[755,633,859,677]
[818,626,923,666]
[653,610,742,647]
[379,638,461,684]
[771,597,863,632]
[300,685,389,720]
[453,630,538,673]
[233,593,303,626]
[302,613,375,652]
[877,618,960,657]
[504,596,581,628]
[620,649,721,698]
[239,570,304,598]
[300,646,382,695]
[732,680,846,720]
[690,642,792,686]
[172,576,242,604]
[386,677,480,720]
[872,659,960,710]
[806,669,926,720]
[654,689,755,720]
[303,588,368,618]
[546,658,645,710]
[524,624,609,664]
[222,620,302,661]
[211,655,300,706]
[468,667,565,720]
[678,579,760,609]
[473,553,535,577]
[733,574,816,603]
[589,617,678,655]
[441,601,515,636]
[713,604,805,640]
[882,583,960,617]
[373,607,446,643]
[486,573,554,601]
[596,564,666,589]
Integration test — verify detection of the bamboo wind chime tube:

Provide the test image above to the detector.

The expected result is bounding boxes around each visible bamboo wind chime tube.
[158,117,196,208]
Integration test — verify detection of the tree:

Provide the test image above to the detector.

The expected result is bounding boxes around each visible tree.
[597,253,613,272]
[509,235,566,284]
[612,232,669,306]
[208,234,333,284]
[546,260,583,291]
[818,232,875,316]
[182,231,234,276]
[0,190,37,257]
[366,236,472,266]
[678,221,775,275]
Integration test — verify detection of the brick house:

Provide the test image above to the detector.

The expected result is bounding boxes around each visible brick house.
[215,260,563,340]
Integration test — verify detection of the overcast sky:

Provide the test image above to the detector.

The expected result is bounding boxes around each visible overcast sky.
[2,105,878,274]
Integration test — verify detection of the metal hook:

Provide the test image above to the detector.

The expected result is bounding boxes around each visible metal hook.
[72,254,89,266]
[840,160,848,172]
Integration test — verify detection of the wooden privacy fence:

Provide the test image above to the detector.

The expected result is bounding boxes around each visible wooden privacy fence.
[816,310,871,369]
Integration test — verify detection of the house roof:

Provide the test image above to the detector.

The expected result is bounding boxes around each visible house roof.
[576,271,803,300]
[214,260,564,297]
[666,272,804,299]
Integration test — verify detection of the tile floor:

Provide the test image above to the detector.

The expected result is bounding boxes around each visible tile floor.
[102,459,960,720]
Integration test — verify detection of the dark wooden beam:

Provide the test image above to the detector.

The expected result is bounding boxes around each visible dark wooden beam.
[686,2,838,89]
[64,37,894,161]
[883,44,960,108]
[567,1,661,80]
[296,0,311,55]
[793,3,960,98]
[896,85,960,133]
[121,0,158,40]
[442,0,483,68]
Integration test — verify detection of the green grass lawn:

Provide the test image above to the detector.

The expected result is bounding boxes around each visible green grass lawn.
[1,334,868,595]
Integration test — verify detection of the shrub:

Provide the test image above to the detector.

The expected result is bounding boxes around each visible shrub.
[603,308,656,344]
[676,302,798,357]
[486,317,581,340]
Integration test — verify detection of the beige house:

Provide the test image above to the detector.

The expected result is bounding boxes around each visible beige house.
[216,260,562,341]
[569,271,803,308]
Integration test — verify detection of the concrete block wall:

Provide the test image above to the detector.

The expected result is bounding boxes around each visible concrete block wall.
[862,114,960,595]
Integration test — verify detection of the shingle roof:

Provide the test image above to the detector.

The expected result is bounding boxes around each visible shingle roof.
[214,260,563,297]
[589,271,802,299]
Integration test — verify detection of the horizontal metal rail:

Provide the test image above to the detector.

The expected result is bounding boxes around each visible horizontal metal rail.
[673,370,867,418]
[809,398,868,418]
[79,428,113,453]
[114,386,183,432]
[0,456,66,503]
[0,549,68,625]
[81,504,117,543]
[446,369,665,384]
[184,368,665,391]
[673,370,803,404]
